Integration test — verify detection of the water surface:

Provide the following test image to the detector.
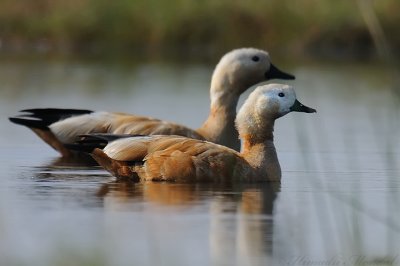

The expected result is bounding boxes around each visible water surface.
[0,58,399,266]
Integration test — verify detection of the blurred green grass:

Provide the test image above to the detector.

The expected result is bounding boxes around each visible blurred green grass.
[0,0,399,59]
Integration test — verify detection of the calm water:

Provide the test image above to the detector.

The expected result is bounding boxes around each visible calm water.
[0,58,399,266]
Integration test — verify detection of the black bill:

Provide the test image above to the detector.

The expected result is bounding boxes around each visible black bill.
[290,99,316,113]
[265,63,295,80]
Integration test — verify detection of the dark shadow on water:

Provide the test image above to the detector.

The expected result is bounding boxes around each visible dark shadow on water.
[31,156,104,181]
[45,155,99,168]
[19,156,111,209]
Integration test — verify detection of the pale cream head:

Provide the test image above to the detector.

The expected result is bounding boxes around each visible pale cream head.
[210,48,295,104]
[236,83,316,138]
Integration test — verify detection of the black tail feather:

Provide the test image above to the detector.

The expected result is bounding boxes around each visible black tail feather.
[78,133,140,143]
[65,134,143,153]
[9,108,94,129]
[8,117,50,130]
[64,143,107,153]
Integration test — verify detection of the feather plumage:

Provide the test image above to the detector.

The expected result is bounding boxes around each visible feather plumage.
[78,84,316,182]
[9,48,295,156]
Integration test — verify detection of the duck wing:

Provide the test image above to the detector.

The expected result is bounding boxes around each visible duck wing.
[100,136,246,182]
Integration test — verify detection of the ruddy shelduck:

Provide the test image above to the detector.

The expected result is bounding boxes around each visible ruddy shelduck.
[72,84,316,182]
[9,48,294,157]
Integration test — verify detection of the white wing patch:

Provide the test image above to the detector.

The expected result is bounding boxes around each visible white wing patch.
[103,136,155,161]
[50,112,114,143]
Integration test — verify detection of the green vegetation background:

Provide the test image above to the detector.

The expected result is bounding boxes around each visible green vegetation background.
[0,0,398,60]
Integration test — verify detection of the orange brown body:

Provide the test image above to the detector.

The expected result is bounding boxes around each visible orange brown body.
[10,48,295,156]
[75,84,316,182]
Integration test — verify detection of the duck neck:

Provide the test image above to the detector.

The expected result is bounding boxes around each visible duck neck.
[241,121,281,181]
[197,86,241,151]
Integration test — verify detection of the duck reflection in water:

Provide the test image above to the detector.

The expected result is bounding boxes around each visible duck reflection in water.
[31,156,280,264]
[96,180,280,264]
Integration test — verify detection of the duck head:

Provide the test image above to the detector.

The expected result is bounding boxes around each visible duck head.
[236,83,316,140]
[210,48,295,103]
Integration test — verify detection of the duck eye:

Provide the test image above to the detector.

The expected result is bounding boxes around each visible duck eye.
[252,56,260,62]
[278,92,285,97]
